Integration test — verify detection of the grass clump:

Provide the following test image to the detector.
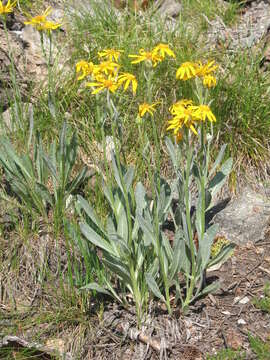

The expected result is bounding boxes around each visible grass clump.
[206,348,246,360]
[249,334,270,360]
[253,283,270,313]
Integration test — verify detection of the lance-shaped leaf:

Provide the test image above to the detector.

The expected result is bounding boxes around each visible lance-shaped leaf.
[146,273,165,302]
[198,224,218,272]
[209,144,227,178]
[80,222,115,256]
[208,158,233,198]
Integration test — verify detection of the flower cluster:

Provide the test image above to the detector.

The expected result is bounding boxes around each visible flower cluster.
[0,0,16,15]
[176,60,218,88]
[24,7,61,32]
[211,236,229,258]
[129,43,175,67]
[76,48,138,95]
[167,99,216,136]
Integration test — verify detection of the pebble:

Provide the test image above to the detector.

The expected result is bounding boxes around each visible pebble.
[239,296,250,305]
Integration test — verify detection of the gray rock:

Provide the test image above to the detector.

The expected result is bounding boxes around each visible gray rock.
[214,187,270,245]
[205,0,270,50]
[157,0,182,18]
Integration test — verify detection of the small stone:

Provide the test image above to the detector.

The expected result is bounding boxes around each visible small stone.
[237,319,246,325]
[239,296,249,305]
[221,310,231,316]
[233,296,241,305]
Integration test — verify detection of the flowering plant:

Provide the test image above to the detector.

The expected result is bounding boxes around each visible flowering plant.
[76,47,234,322]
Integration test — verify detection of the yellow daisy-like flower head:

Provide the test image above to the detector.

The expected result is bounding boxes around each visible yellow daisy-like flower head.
[24,6,51,26]
[76,60,95,80]
[93,60,120,77]
[37,20,61,32]
[167,106,199,135]
[138,102,159,117]
[98,49,123,62]
[117,72,138,95]
[203,74,217,88]
[129,49,163,67]
[86,75,119,95]
[176,62,198,81]
[170,99,193,115]
[193,104,216,123]
[24,7,61,31]
[196,60,218,77]
[152,43,176,59]
[0,0,16,14]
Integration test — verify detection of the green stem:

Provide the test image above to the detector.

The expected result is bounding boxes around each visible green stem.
[183,140,196,310]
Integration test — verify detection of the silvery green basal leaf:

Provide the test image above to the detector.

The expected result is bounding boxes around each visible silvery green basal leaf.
[78,156,151,324]
[165,133,233,311]
[0,123,87,230]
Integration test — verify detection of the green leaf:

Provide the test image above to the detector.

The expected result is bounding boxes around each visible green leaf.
[194,281,220,300]
[117,203,128,242]
[36,183,53,206]
[67,167,87,194]
[43,154,58,180]
[198,224,218,271]
[208,158,233,198]
[135,182,147,215]
[60,121,67,157]
[169,231,183,281]
[77,195,104,232]
[124,166,134,191]
[165,137,178,171]
[80,282,112,297]
[209,144,227,178]
[137,213,155,246]
[145,273,165,302]
[111,155,124,194]
[103,253,131,284]
[80,222,114,255]
[161,232,173,262]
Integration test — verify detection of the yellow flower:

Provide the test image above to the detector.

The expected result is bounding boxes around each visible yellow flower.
[196,60,218,77]
[37,20,61,31]
[0,0,16,14]
[24,7,61,31]
[203,75,217,88]
[86,75,119,94]
[167,106,198,135]
[129,49,163,67]
[76,60,95,80]
[170,99,193,115]
[93,61,120,76]
[117,72,138,95]
[193,104,216,122]
[211,236,229,258]
[152,43,176,59]
[176,62,198,81]
[138,102,159,117]
[98,49,123,62]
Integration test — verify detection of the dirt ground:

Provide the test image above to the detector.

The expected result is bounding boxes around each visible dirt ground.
[79,237,269,359]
